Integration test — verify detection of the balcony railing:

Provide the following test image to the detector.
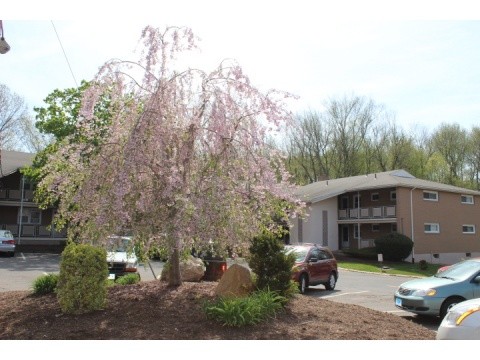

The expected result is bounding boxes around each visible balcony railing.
[338,206,396,220]
[0,189,35,201]
[1,224,67,239]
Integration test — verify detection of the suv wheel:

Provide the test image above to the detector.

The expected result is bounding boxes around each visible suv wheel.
[325,272,336,290]
[299,274,308,294]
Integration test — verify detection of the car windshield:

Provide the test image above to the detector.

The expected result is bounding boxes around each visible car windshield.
[107,236,132,252]
[0,230,13,238]
[434,260,480,281]
[285,246,308,262]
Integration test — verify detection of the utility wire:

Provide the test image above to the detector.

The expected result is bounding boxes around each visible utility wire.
[51,21,78,87]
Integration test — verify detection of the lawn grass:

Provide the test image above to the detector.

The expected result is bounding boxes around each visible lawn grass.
[337,260,445,277]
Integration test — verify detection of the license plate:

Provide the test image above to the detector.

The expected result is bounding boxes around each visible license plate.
[395,297,402,306]
[108,274,115,280]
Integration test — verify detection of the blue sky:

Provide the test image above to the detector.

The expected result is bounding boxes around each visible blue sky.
[2,0,480,135]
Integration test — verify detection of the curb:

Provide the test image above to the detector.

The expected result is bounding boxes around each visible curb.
[338,267,425,278]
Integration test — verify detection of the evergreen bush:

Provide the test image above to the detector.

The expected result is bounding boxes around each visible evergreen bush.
[419,259,428,270]
[374,232,413,261]
[247,232,295,297]
[56,242,109,314]
[32,273,59,295]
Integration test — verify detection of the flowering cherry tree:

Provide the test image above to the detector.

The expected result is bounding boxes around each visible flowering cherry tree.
[40,26,302,286]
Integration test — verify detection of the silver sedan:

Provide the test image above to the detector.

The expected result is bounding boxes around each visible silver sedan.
[0,230,15,257]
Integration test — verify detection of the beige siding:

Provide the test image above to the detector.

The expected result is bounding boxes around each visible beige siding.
[397,187,480,256]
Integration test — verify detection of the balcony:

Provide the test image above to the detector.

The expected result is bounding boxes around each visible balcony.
[338,206,396,221]
[0,189,35,202]
[1,224,67,240]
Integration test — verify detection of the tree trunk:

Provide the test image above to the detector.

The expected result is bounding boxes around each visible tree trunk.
[168,247,182,287]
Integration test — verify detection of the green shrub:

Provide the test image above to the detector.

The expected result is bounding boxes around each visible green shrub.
[247,233,295,297]
[56,242,109,314]
[203,289,287,327]
[32,273,59,295]
[374,232,413,262]
[342,247,378,260]
[419,259,428,270]
[115,273,141,285]
[147,245,169,261]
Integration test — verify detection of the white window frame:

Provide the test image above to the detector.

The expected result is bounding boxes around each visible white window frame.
[424,223,440,233]
[461,195,474,205]
[354,194,361,208]
[390,191,397,201]
[423,191,438,202]
[371,193,380,201]
[18,208,42,225]
[462,225,476,234]
[354,224,360,239]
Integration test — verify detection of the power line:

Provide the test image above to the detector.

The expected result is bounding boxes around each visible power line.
[51,21,78,88]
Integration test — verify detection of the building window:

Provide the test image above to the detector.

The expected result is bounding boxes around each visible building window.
[390,191,396,201]
[462,225,476,234]
[391,223,397,232]
[372,224,380,232]
[461,195,474,204]
[354,224,360,239]
[20,177,35,191]
[423,191,438,201]
[18,208,42,225]
[354,194,361,208]
[341,196,348,209]
[371,193,379,201]
[424,223,440,233]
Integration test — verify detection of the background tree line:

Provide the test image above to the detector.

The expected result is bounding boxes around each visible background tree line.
[3,82,480,191]
[280,94,480,190]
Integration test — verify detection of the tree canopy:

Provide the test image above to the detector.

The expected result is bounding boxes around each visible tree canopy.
[22,80,113,208]
[38,26,303,286]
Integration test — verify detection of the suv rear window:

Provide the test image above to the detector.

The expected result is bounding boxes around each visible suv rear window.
[285,246,308,262]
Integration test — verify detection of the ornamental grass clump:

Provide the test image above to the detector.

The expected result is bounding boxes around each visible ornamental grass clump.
[115,273,141,285]
[203,289,287,327]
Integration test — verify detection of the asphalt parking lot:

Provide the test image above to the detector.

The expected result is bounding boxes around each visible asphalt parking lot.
[0,252,164,292]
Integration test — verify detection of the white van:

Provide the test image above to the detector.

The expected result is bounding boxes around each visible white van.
[106,235,139,280]
[0,230,15,257]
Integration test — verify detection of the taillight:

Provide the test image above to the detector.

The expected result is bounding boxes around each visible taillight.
[221,263,227,273]
[2,240,15,245]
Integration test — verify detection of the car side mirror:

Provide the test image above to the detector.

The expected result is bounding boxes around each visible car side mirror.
[474,275,480,284]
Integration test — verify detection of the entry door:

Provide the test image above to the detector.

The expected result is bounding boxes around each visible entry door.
[341,225,350,249]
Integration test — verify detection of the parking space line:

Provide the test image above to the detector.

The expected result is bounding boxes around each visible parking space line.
[322,291,368,299]
[20,253,26,260]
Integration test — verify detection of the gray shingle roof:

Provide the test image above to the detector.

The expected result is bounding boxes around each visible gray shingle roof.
[294,169,480,203]
[0,150,35,177]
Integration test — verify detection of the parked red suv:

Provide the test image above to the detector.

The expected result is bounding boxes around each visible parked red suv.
[285,243,338,294]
